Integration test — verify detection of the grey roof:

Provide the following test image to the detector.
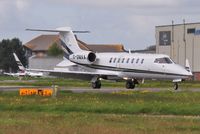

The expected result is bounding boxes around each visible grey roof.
[24,35,59,51]
[156,22,200,28]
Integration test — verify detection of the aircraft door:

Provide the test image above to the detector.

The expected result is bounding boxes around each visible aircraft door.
[161,64,166,72]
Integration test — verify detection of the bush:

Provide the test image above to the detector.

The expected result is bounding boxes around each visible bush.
[47,43,63,56]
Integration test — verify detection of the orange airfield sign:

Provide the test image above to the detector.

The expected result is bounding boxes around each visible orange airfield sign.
[20,88,53,96]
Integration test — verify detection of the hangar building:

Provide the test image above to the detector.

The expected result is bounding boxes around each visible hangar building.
[156,22,200,80]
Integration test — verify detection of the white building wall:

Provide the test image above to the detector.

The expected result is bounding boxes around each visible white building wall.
[156,23,200,73]
[29,57,63,70]
[193,37,200,72]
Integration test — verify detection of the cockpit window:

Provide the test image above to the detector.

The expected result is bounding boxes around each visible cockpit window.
[154,57,173,64]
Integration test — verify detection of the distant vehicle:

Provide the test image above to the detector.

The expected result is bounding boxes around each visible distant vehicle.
[5,53,44,77]
[26,27,192,90]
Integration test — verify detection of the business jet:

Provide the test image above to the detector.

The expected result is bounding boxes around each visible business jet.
[4,71,26,77]
[26,27,192,90]
[12,53,43,77]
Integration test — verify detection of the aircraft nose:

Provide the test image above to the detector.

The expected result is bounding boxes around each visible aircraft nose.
[175,65,193,78]
[182,67,193,78]
[186,69,193,76]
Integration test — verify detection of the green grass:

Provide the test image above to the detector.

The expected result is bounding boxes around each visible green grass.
[1,90,200,115]
[0,112,200,134]
[1,91,200,134]
[1,76,200,133]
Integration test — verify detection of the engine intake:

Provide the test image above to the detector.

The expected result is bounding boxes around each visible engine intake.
[88,52,96,62]
[69,51,97,64]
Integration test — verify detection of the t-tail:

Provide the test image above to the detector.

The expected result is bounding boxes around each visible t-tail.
[27,27,97,64]
[13,53,25,71]
[26,27,89,56]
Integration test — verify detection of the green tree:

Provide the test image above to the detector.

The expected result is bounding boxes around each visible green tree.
[47,43,63,56]
[0,38,27,72]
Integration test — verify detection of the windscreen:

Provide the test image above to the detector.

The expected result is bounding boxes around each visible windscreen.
[154,57,173,64]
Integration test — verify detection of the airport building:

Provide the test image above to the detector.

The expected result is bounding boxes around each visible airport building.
[156,22,200,80]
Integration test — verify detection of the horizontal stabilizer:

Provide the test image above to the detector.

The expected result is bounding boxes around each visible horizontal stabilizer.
[26,27,90,33]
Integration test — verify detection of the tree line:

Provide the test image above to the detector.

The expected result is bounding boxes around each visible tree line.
[0,38,27,73]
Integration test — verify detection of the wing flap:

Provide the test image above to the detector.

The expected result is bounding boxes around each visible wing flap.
[26,68,118,76]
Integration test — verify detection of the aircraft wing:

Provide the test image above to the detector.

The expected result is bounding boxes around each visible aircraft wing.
[27,67,119,81]
[27,68,118,76]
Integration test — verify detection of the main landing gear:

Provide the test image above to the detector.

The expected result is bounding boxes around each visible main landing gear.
[91,80,101,89]
[174,83,178,90]
[91,76,101,89]
[126,79,139,89]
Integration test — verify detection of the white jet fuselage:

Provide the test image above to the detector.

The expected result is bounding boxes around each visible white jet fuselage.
[27,27,192,89]
[67,52,192,80]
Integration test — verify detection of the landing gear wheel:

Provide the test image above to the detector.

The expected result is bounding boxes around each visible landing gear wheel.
[92,80,101,89]
[174,83,178,90]
[126,80,135,89]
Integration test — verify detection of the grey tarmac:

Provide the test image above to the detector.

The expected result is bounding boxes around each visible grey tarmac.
[0,86,200,93]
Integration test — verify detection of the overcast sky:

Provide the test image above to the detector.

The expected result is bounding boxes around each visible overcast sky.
[0,0,200,50]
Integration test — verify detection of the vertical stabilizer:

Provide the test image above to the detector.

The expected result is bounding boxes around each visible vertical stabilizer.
[57,27,83,54]
[26,27,89,55]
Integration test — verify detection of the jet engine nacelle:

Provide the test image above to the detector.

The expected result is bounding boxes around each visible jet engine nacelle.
[69,51,96,64]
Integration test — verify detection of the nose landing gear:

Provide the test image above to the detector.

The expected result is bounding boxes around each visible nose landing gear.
[172,79,181,90]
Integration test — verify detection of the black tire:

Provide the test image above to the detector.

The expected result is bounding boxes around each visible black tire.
[96,80,101,89]
[131,83,135,89]
[126,82,131,89]
[92,80,101,89]
[126,81,135,89]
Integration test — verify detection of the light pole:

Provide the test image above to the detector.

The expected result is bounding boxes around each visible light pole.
[183,19,186,66]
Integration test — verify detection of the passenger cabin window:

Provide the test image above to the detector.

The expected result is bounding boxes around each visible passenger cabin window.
[113,58,117,63]
[109,58,113,63]
[126,58,130,63]
[154,57,173,64]
[141,59,144,64]
[117,58,121,63]
[136,58,139,64]
[122,58,125,63]
[131,58,135,63]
